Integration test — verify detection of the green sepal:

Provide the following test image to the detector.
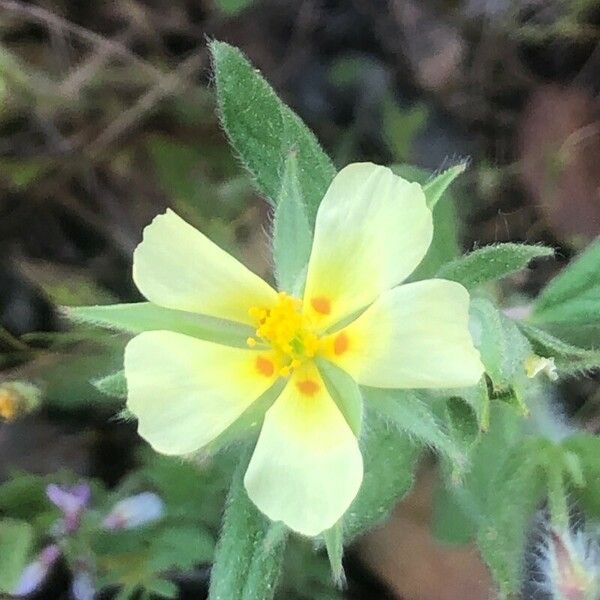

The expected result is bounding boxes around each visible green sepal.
[422,163,466,210]
[436,243,554,290]
[210,40,336,222]
[317,359,363,437]
[323,521,345,588]
[65,302,253,348]
[93,370,127,399]
[272,152,313,294]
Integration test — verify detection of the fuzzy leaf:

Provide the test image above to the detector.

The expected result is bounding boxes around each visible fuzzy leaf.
[563,433,600,518]
[210,41,335,222]
[365,388,465,467]
[436,243,554,290]
[272,152,312,294]
[469,298,531,390]
[343,409,419,542]
[531,237,600,347]
[209,448,284,600]
[66,303,252,348]
[517,321,600,375]
[241,523,288,600]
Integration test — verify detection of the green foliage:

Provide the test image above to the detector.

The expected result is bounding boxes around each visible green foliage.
[209,448,286,600]
[530,237,600,347]
[342,410,419,542]
[470,298,531,395]
[272,153,313,294]
[437,243,554,290]
[66,302,252,348]
[0,519,33,593]
[518,321,600,375]
[215,0,256,15]
[210,40,336,222]
[365,388,465,468]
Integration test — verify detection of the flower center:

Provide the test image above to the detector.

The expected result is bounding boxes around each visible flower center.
[247,292,320,376]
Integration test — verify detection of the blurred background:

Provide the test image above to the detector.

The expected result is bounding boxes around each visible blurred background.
[0,1,599,598]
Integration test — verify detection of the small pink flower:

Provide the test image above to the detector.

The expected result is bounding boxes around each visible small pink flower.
[46,483,91,533]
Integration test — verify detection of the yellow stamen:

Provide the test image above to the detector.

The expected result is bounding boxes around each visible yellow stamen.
[248,292,323,376]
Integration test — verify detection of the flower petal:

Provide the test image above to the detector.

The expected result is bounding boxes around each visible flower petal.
[303,163,433,330]
[133,209,277,325]
[244,366,363,536]
[325,279,484,388]
[125,330,278,455]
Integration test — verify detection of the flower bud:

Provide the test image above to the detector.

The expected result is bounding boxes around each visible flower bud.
[103,492,164,530]
[12,544,60,596]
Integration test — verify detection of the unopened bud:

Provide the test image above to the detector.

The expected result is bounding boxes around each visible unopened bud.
[12,544,60,596]
[103,492,164,530]
[525,355,559,382]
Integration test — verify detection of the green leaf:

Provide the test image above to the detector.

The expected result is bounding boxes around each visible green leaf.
[517,321,600,375]
[422,163,466,210]
[66,302,252,348]
[215,0,255,15]
[150,527,214,571]
[563,433,600,518]
[531,237,600,347]
[365,388,465,467]
[323,522,345,587]
[477,438,547,598]
[209,448,283,600]
[391,164,460,281]
[318,359,363,437]
[210,41,336,222]
[272,152,313,294]
[469,298,531,390]
[0,519,34,593]
[436,243,554,290]
[343,409,419,542]
[444,397,480,449]
[432,403,525,546]
[93,370,127,399]
[241,523,288,600]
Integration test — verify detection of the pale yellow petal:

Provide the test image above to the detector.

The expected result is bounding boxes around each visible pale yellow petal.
[303,163,432,330]
[125,330,278,455]
[325,279,484,388]
[244,365,363,536]
[133,209,277,324]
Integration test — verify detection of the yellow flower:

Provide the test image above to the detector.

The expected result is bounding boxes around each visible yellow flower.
[125,162,484,536]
